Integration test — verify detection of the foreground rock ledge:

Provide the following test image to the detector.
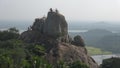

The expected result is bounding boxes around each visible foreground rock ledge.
[20,9,98,68]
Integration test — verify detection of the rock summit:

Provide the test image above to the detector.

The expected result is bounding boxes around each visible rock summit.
[20,9,98,68]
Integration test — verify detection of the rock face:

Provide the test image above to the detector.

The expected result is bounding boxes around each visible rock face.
[44,12,68,37]
[101,57,120,68]
[46,43,98,68]
[20,9,98,68]
[23,10,69,43]
[32,17,46,33]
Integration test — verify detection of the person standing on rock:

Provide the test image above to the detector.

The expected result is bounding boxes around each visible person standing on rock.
[50,8,53,12]
[55,9,59,13]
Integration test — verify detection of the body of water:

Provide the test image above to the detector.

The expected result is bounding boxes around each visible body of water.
[68,30,120,33]
[68,30,88,33]
[92,54,120,65]
[0,29,87,33]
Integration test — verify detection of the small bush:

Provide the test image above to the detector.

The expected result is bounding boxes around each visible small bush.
[70,61,89,68]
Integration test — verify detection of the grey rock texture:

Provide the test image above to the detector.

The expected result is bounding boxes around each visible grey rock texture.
[72,35,85,46]
[43,11,68,42]
[25,11,69,42]
[46,42,98,68]
[44,12,68,37]
[20,10,98,68]
[31,17,46,33]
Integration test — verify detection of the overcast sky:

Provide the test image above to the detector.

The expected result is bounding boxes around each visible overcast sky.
[1,0,120,22]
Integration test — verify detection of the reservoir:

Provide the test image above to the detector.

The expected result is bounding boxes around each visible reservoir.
[92,54,120,65]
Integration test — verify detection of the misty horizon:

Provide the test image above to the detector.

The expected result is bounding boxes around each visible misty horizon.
[1,0,120,22]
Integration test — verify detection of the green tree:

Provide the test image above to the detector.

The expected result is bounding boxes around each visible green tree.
[0,54,14,68]
[0,27,19,41]
[8,27,19,33]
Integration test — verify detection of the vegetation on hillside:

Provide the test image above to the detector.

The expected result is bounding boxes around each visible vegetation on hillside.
[0,27,89,68]
[69,29,120,54]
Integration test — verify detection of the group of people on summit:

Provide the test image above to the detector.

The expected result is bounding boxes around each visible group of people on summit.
[50,8,59,13]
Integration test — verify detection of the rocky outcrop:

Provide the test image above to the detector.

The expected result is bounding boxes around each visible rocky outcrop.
[20,9,98,68]
[46,42,98,68]
[72,35,85,46]
[21,10,69,43]
[44,12,68,37]
[32,17,46,33]
[20,12,69,43]
[101,57,120,68]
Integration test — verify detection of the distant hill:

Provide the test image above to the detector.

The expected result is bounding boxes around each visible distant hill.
[69,29,120,53]
[68,21,120,32]
[69,29,113,45]
[80,29,113,46]
[96,35,120,53]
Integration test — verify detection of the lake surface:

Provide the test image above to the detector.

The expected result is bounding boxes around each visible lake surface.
[68,30,88,33]
[68,30,119,33]
[0,28,118,33]
[92,54,120,65]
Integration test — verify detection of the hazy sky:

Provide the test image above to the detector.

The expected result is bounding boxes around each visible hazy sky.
[1,0,120,21]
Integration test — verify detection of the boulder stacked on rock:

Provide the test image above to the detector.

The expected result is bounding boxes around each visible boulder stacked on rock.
[72,35,85,46]
[20,9,98,68]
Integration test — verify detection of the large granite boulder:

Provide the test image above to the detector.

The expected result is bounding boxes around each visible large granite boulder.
[43,11,69,42]
[72,35,85,46]
[45,42,98,68]
[44,11,68,37]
